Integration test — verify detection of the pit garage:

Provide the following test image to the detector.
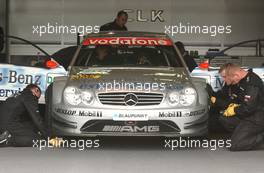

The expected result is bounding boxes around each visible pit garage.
[0,0,264,173]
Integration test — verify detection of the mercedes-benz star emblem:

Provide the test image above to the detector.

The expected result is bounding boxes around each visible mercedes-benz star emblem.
[124,93,138,106]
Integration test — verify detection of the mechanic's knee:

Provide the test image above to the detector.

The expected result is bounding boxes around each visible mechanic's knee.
[218,116,228,124]
[230,143,250,151]
[218,116,231,130]
[229,134,253,151]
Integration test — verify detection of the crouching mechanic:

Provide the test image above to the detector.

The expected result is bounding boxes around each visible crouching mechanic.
[206,63,239,109]
[206,63,239,132]
[219,64,264,151]
[0,84,45,146]
[0,84,62,147]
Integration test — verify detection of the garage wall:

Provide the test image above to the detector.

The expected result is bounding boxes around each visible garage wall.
[0,0,5,29]
[0,0,6,47]
[7,0,264,55]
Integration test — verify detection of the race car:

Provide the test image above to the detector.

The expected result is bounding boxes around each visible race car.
[191,39,264,91]
[45,31,209,137]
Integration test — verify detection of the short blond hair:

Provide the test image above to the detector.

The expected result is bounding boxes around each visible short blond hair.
[219,63,240,75]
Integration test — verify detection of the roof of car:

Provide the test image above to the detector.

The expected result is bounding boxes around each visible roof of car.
[84,31,170,39]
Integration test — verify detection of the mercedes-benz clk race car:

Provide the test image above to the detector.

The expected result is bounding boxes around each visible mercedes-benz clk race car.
[45,31,209,137]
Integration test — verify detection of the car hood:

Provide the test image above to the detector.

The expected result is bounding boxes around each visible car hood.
[68,67,192,92]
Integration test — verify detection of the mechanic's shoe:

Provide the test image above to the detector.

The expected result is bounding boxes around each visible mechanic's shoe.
[0,131,12,146]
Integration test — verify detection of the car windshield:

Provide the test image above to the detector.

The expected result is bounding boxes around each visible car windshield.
[73,37,183,68]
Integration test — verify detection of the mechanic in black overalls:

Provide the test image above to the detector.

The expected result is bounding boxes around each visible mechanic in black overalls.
[100,10,128,31]
[0,84,46,146]
[205,63,240,133]
[218,64,264,151]
[206,63,241,108]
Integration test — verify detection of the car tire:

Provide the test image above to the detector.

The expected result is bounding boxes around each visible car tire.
[45,83,53,137]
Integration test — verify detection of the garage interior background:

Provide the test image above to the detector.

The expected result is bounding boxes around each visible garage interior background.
[0,0,263,60]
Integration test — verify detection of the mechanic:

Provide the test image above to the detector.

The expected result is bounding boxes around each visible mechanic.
[175,41,197,72]
[206,63,240,133]
[207,63,239,109]
[100,10,128,31]
[137,53,151,65]
[0,84,46,147]
[89,46,111,66]
[218,64,264,151]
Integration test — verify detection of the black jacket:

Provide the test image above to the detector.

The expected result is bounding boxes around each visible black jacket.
[233,71,264,118]
[206,82,239,110]
[213,84,240,109]
[0,89,46,136]
[100,20,127,31]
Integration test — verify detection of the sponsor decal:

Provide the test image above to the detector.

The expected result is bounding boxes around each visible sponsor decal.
[55,108,76,116]
[113,112,148,121]
[0,88,22,98]
[215,76,224,89]
[159,111,182,118]
[0,70,41,85]
[102,125,159,132]
[79,111,102,117]
[79,69,111,75]
[82,37,172,46]
[55,108,102,117]
[71,74,101,80]
[189,109,206,116]
[0,65,67,101]
[113,113,147,120]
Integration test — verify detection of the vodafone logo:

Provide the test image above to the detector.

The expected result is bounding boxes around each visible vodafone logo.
[82,37,172,46]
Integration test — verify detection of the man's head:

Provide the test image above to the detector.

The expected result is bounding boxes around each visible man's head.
[219,63,233,85]
[115,10,128,27]
[25,84,41,99]
[219,63,247,85]
[96,46,110,60]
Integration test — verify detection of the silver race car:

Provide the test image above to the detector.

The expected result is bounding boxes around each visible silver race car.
[45,31,209,137]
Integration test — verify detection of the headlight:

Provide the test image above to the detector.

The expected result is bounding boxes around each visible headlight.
[179,87,196,106]
[81,91,93,105]
[64,87,82,105]
[64,87,94,106]
[168,91,179,106]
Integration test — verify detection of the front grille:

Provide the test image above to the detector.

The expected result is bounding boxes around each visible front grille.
[98,92,163,106]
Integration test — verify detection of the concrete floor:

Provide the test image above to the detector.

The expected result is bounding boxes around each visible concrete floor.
[0,136,263,173]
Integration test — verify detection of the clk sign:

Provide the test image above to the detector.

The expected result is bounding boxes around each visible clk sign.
[123,9,165,22]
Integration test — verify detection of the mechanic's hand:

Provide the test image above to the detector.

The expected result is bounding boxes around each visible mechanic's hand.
[206,84,214,97]
[223,103,240,117]
[48,137,64,147]
[211,96,216,104]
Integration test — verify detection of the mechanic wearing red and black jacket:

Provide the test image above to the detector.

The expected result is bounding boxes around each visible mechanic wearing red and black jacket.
[219,64,264,151]
[0,84,46,146]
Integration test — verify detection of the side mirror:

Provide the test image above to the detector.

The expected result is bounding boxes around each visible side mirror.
[0,27,4,52]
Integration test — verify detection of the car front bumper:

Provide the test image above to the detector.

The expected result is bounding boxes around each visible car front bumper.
[50,104,209,137]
